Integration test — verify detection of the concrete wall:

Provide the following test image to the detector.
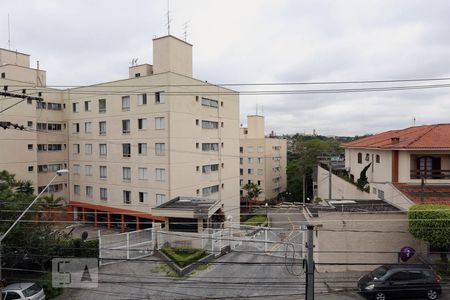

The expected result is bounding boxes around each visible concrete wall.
[307,211,427,272]
[317,166,373,201]
[153,36,192,77]
[345,148,392,184]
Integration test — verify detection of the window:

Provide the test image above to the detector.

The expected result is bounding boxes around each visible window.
[376,154,380,163]
[28,166,34,172]
[196,119,199,126]
[155,117,165,129]
[155,143,165,156]
[85,122,92,133]
[138,167,148,180]
[155,91,165,104]
[47,123,62,131]
[123,143,131,157]
[99,121,106,135]
[248,169,253,175]
[240,146,243,153]
[85,165,93,176]
[240,169,243,175]
[27,121,33,127]
[389,271,409,281]
[202,143,219,151]
[73,123,80,133]
[221,122,224,128]
[0,72,4,79]
[122,120,130,134]
[138,118,147,130]
[240,158,243,164]
[37,123,47,131]
[202,164,219,173]
[139,192,147,203]
[98,99,106,113]
[123,190,131,204]
[73,144,80,154]
[28,144,33,150]
[100,188,108,201]
[257,169,263,175]
[201,97,218,108]
[99,144,107,156]
[48,144,62,151]
[248,158,253,164]
[123,167,131,181]
[38,165,48,173]
[73,164,80,175]
[156,193,166,206]
[202,120,218,129]
[85,143,92,154]
[72,102,79,113]
[138,94,147,105]
[4,291,21,300]
[409,271,426,280]
[257,180,261,186]
[84,100,92,111]
[240,179,243,186]
[100,166,107,179]
[156,168,166,181]
[365,153,370,161]
[122,96,130,111]
[248,146,254,153]
[138,143,147,155]
[86,186,93,197]
[357,152,362,164]
[74,185,80,195]
[37,101,46,109]
[202,185,219,196]
[257,146,264,153]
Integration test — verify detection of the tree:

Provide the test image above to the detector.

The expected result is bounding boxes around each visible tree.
[242,183,263,202]
[15,180,35,194]
[408,204,450,264]
[40,193,65,208]
[356,163,371,191]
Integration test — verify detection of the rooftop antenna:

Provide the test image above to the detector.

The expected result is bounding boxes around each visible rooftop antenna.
[166,0,171,35]
[8,13,11,50]
[413,117,416,127]
[255,103,258,115]
[182,20,190,41]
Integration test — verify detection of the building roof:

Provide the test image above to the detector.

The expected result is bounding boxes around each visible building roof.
[394,183,450,205]
[155,196,220,210]
[306,200,400,217]
[342,124,450,149]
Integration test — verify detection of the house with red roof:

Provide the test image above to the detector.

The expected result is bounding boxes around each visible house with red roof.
[341,124,450,209]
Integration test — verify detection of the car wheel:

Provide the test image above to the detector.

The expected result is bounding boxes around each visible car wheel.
[374,292,387,300]
[426,289,439,300]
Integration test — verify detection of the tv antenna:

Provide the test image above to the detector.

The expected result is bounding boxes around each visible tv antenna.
[166,0,171,35]
[412,117,416,127]
[8,13,11,49]
[182,21,191,41]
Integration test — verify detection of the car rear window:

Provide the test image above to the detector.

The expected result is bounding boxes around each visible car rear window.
[22,283,41,297]
[372,266,389,278]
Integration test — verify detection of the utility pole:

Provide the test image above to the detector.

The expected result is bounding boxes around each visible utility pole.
[302,172,306,205]
[328,162,332,201]
[305,225,315,300]
[420,175,425,204]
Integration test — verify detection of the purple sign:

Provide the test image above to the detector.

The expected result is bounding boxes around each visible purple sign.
[399,246,415,262]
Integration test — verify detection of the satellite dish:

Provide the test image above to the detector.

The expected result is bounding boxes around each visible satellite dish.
[81,231,88,241]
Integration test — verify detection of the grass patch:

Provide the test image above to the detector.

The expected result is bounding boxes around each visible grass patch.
[195,263,209,271]
[151,263,180,278]
[161,247,207,268]
[243,214,267,226]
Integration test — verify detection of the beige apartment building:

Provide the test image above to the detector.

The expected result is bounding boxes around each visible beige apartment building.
[0,35,240,231]
[239,115,287,202]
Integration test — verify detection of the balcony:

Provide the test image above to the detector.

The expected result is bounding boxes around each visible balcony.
[410,169,450,180]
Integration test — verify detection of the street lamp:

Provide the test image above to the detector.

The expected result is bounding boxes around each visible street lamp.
[265,203,269,226]
[0,169,68,279]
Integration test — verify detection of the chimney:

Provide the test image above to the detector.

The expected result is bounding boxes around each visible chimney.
[152,35,193,77]
[391,137,400,144]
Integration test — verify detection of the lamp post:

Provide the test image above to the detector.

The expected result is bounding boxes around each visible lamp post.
[265,203,269,226]
[0,169,69,280]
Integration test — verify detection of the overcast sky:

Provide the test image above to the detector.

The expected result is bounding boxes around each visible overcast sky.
[2,0,450,136]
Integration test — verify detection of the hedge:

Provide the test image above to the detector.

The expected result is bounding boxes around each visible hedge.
[162,247,207,268]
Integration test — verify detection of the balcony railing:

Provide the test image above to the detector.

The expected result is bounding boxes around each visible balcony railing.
[410,169,450,179]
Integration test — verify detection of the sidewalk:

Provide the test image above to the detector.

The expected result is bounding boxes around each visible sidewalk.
[316,271,366,292]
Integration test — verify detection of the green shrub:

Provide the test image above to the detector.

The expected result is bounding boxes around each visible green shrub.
[435,260,450,276]
[37,273,63,299]
[162,247,207,268]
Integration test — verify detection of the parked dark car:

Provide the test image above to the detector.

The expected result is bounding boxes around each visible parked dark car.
[357,264,442,300]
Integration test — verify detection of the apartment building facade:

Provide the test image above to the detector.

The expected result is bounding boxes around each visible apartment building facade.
[239,115,287,201]
[0,35,240,230]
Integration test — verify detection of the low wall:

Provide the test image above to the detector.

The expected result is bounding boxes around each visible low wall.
[309,211,426,272]
[155,250,215,277]
[317,166,373,201]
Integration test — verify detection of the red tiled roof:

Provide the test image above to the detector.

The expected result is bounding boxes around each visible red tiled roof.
[342,124,450,149]
[394,183,450,205]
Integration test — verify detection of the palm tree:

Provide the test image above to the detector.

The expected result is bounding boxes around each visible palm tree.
[15,180,35,195]
[40,193,65,208]
[242,183,263,209]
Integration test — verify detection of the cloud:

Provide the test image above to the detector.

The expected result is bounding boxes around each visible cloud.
[2,0,450,135]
